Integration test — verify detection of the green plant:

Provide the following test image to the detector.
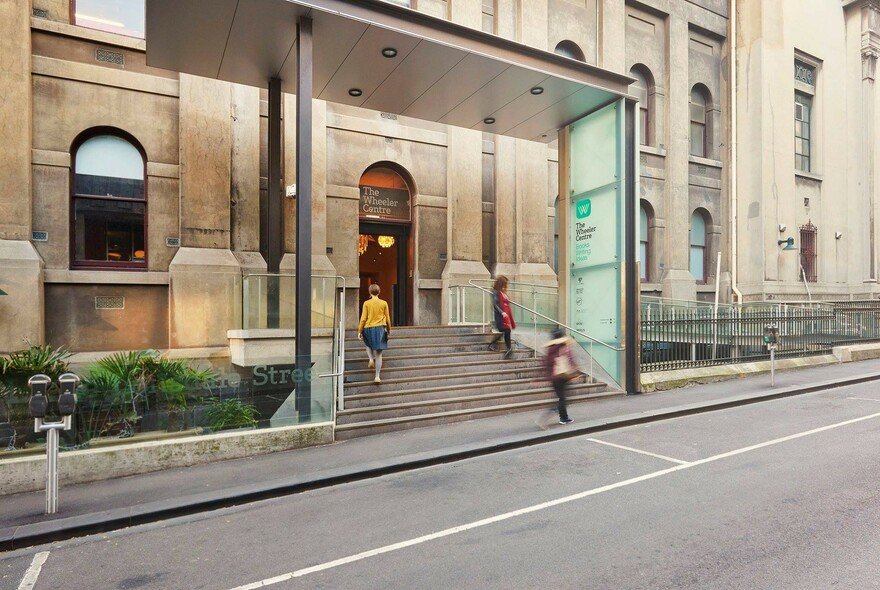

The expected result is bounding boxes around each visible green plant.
[0,344,71,427]
[78,351,217,438]
[205,398,259,432]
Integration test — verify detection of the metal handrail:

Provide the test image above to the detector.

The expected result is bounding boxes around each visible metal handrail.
[467,280,623,352]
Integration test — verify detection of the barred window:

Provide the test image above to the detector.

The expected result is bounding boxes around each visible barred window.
[800,222,817,282]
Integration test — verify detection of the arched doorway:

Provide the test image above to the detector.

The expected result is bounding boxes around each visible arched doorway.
[358,164,414,326]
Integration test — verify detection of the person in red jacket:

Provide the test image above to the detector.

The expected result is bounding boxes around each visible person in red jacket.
[488,275,516,360]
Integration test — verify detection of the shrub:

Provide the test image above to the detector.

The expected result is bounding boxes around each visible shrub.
[205,398,259,432]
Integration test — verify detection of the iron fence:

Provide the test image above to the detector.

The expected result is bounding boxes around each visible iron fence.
[640,303,880,372]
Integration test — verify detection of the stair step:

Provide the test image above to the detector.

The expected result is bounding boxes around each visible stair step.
[345,348,534,375]
[345,376,592,408]
[344,358,543,383]
[345,333,494,346]
[344,360,544,395]
[345,371,562,401]
[336,383,605,425]
[334,390,621,439]
[344,324,487,338]
[345,342,526,359]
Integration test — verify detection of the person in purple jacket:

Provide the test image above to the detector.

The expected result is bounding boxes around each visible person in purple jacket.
[542,327,578,425]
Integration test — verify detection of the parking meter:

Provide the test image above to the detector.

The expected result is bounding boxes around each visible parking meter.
[763,324,779,350]
[28,374,51,419]
[28,372,79,514]
[57,373,80,417]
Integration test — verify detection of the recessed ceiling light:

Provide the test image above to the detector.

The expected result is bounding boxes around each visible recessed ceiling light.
[381,47,398,58]
[530,86,544,95]
[483,117,495,125]
[349,88,363,97]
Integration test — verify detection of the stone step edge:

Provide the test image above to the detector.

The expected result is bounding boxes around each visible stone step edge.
[335,390,620,430]
[343,378,602,406]
[340,383,605,415]
[345,350,533,363]
[345,342,528,354]
[345,366,545,388]
[344,332,493,343]
[345,358,542,377]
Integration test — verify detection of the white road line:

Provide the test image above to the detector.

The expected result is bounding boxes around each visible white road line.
[227,410,880,590]
[586,438,689,464]
[848,397,880,403]
[17,551,49,590]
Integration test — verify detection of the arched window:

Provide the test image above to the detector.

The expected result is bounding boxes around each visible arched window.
[689,85,709,158]
[629,66,652,146]
[72,131,146,268]
[639,203,650,282]
[689,210,708,283]
[554,41,586,62]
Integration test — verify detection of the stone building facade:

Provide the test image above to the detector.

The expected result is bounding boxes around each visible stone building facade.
[0,0,734,355]
[735,0,880,302]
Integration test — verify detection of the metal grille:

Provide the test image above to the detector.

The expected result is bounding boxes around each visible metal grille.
[800,221,817,282]
[95,296,125,310]
[96,49,125,66]
[31,230,48,242]
[32,8,49,18]
[166,237,180,247]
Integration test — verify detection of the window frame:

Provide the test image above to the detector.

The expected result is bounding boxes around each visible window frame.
[689,86,709,158]
[71,0,146,39]
[70,127,148,271]
[689,210,708,284]
[639,203,650,282]
[794,56,818,174]
[629,66,653,147]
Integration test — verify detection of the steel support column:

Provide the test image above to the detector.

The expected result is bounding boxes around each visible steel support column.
[624,98,640,393]
[265,77,283,327]
[295,17,313,417]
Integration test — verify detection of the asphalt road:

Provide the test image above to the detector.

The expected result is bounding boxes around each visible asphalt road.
[5,383,880,590]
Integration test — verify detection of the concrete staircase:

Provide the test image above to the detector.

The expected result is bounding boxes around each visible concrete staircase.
[335,325,619,440]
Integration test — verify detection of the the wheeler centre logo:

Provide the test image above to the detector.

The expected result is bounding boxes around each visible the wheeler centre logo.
[576,199,592,219]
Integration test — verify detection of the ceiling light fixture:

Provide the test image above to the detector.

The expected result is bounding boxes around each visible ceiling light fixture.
[378,235,395,248]
[349,88,363,97]
[381,47,398,58]
[530,86,544,95]
[483,117,496,125]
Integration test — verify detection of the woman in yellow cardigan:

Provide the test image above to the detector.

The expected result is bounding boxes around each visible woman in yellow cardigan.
[358,283,392,384]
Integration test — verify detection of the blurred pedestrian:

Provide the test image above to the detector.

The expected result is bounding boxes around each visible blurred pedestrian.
[542,327,578,425]
[358,283,391,384]
[488,275,516,360]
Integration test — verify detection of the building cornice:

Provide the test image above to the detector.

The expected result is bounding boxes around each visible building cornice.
[843,0,880,12]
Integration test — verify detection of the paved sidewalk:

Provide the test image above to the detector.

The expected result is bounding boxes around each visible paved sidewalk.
[3,357,880,551]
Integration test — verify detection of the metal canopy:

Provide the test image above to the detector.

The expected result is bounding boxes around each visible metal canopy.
[146,0,633,142]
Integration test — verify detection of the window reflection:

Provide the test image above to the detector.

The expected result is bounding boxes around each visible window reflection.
[74,0,145,38]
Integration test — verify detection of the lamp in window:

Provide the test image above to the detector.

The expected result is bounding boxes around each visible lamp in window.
[133,250,145,260]
[377,235,395,248]
[358,234,375,256]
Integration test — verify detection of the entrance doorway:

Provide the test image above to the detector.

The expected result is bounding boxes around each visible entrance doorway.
[358,164,414,326]
[358,222,411,326]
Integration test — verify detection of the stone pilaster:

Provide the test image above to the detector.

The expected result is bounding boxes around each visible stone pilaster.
[179,74,233,250]
[599,0,626,72]
[518,0,548,49]
[860,1,880,280]
[282,96,335,276]
[514,139,556,284]
[442,127,490,322]
[0,241,44,353]
[0,0,32,241]
[660,11,697,301]
[492,135,517,279]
